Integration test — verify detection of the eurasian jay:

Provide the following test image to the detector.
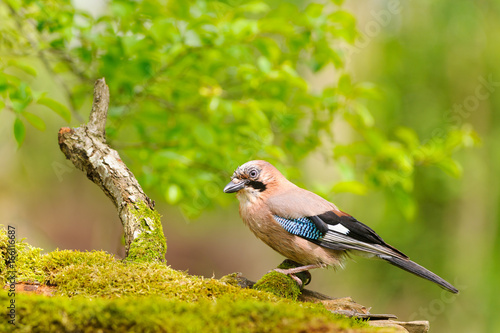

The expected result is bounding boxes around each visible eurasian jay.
[224,160,458,293]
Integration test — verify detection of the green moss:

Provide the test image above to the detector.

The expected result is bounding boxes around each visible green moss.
[253,260,313,301]
[0,229,120,286]
[126,201,167,262]
[220,272,242,286]
[254,271,302,301]
[0,228,8,286]
[0,238,274,301]
[0,227,383,332]
[50,259,281,301]
[0,292,377,333]
[0,227,45,284]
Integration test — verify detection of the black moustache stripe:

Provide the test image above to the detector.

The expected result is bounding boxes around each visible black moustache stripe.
[247,180,267,192]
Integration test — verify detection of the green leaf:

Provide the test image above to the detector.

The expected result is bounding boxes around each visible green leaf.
[334,142,371,157]
[354,103,374,127]
[336,160,356,179]
[437,158,463,178]
[257,56,272,73]
[8,60,37,77]
[9,82,32,105]
[23,112,46,131]
[240,2,270,14]
[332,180,368,195]
[184,30,202,47]
[37,97,71,122]
[337,74,352,95]
[353,82,381,100]
[395,127,420,150]
[230,18,258,38]
[0,74,10,92]
[13,118,26,147]
[111,1,134,17]
[328,10,357,43]
[165,184,182,205]
[305,3,324,18]
[11,101,28,113]
[264,145,285,159]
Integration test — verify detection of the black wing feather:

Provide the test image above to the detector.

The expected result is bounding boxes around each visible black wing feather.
[312,211,408,258]
[309,215,329,235]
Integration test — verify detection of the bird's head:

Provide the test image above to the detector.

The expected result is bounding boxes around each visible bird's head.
[223,160,283,200]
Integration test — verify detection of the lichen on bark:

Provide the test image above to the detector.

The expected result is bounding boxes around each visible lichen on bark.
[126,201,166,262]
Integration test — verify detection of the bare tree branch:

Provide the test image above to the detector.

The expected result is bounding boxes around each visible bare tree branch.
[58,78,166,261]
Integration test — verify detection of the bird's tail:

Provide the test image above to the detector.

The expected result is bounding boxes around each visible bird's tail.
[378,255,459,294]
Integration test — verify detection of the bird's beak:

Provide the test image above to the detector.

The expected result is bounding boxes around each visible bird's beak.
[223,179,246,193]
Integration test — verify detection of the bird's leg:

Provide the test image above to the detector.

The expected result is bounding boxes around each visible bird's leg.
[272,263,324,287]
[273,264,323,275]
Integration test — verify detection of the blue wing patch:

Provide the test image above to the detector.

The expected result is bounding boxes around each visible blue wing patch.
[273,215,324,240]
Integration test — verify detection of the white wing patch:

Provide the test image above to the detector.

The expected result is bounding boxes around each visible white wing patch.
[328,223,350,235]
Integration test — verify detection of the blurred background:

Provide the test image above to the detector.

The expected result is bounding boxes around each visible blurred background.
[1,0,498,332]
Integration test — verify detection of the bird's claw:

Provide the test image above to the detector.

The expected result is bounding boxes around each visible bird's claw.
[272,268,304,287]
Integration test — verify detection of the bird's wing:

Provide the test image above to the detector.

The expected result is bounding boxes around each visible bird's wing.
[272,210,408,259]
[314,211,408,258]
[267,187,407,258]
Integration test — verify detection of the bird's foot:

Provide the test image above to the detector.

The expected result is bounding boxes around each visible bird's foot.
[267,262,325,287]
[271,264,323,287]
[272,268,308,287]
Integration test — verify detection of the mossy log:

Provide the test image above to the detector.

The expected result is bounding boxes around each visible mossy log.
[0,231,389,332]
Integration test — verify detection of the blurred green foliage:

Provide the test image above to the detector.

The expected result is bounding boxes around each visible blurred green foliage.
[0,0,477,218]
[342,1,498,332]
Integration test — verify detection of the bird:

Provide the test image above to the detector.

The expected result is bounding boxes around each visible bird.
[223,160,459,293]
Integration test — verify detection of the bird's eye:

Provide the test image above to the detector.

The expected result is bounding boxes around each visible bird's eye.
[248,169,259,179]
